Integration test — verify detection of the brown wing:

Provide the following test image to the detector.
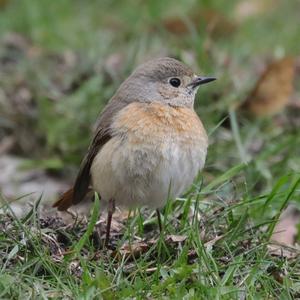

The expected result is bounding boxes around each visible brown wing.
[53,97,130,211]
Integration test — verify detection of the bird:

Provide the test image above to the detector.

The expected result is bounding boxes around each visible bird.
[53,57,216,246]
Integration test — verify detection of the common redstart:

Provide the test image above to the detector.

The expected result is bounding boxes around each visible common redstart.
[53,57,216,246]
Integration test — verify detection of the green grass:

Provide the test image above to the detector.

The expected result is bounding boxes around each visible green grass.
[1,172,300,299]
[0,0,300,298]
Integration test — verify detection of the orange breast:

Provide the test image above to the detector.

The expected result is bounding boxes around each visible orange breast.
[91,101,208,208]
[112,102,207,146]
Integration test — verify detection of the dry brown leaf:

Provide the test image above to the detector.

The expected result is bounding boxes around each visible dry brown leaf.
[241,57,295,117]
[267,244,299,259]
[268,205,300,258]
[163,9,236,38]
[166,235,187,243]
[163,17,190,35]
[0,0,8,8]
[96,217,125,235]
[271,205,300,246]
[117,241,149,259]
[145,267,158,273]
[113,209,130,222]
[199,9,236,37]
[204,235,224,248]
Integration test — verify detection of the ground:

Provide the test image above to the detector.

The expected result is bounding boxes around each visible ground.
[0,0,300,299]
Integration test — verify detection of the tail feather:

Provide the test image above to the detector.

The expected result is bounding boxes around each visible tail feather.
[53,188,74,211]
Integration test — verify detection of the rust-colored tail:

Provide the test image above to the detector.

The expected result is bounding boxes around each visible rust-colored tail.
[53,188,74,211]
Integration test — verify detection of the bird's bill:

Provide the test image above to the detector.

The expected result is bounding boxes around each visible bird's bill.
[189,76,216,88]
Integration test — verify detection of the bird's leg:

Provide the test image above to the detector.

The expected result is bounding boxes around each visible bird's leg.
[156,209,163,233]
[105,198,115,247]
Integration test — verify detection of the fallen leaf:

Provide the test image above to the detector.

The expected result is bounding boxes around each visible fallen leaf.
[163,17,190,35]
[116,241,149,260]
[267,244,299,259]
[271,205,300,245]
[0,0,9,8]
[113,209,130,222]
[200,9,236,38]
[166,235,187,243]
[268,205,300,258]
[96,209,127,235]
[204,235,224,248]
[162,9,236,38]
[241,57,295,116]
[145,267,157,273]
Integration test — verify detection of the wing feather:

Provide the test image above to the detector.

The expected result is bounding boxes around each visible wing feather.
[53,97,130,210]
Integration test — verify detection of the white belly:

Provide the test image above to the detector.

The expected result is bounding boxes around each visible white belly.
[90,134,207,209]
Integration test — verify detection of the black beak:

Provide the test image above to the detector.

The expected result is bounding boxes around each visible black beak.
[189,76,216,88]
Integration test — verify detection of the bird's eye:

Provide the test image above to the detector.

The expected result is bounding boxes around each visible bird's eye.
[169,77,181,88]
